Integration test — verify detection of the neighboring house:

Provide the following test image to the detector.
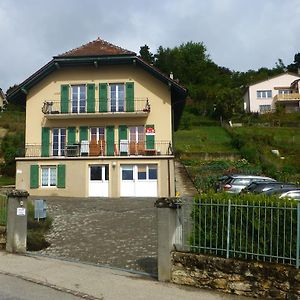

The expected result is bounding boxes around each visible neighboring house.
[0,88,6,108]
[7,38,187,198]
[243,72,300,113]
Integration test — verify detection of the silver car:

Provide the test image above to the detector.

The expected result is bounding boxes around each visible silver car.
[216,174,276,194]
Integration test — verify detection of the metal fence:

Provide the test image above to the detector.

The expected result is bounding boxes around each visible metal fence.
[174,198,300,268]
[0,195,7,226]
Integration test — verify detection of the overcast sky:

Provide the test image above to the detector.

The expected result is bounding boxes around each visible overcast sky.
[1,0,300,91]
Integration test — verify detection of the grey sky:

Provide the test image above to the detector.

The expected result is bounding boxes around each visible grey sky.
[1,0,299,91]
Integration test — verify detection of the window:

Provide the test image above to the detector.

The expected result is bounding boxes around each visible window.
[137,165,147,180]
[259,105,271,113]
[52,128,66,156]
[122,166,133,180]
[148,166,157,180]
[72,85,86,113]
[278,89,291,95]
[110,83,125,112]
[137,165,157,180]
[257,90,272,98]
[41,166,57,187]
[90,127,105,141]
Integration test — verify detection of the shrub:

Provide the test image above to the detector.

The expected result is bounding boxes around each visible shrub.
[190,193,298,262]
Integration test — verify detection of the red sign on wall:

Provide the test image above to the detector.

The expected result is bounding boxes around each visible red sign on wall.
[146,127,155,135]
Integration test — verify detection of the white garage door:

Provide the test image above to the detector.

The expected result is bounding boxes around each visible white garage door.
[120,164,158,197]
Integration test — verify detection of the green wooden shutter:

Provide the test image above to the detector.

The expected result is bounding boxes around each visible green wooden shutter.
[41,127,50,157]
[146,125,155,150]
[119,125,127,156]
[106,126,115,156]
[79,126,88,141]
[30,165,39,189]
[87,84,95,113]
[126,82,134,112]
[99,83,108,112]
[61,85,69,113]
[57,164,66,188]
[67,127,76,144]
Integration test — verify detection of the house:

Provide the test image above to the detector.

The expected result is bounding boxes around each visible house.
[243,72,300,113]
[0,88,6,109]
[7,38,187,198]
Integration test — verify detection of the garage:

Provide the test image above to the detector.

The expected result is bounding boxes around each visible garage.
[120,164,158,197]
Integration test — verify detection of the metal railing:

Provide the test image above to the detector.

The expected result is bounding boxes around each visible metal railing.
[42,98,150,115]
[174,198,300,268]
[24,140,173,158]
[0,195,7,225]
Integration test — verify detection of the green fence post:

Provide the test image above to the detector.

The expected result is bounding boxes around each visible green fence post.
[226,199,231,259]
[296,203,300,268]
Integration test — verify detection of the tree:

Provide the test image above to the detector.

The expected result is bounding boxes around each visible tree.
[139,45,154,64]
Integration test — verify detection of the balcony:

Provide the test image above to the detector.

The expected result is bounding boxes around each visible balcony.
[24,140,173,158]
[42,98,151,119]
[274,93,300,103]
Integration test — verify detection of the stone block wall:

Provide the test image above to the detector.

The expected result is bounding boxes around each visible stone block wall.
[172,251,300,299]
[0,226,6,249]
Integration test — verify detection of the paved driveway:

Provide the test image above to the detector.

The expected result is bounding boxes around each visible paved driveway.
[31,197,157,275]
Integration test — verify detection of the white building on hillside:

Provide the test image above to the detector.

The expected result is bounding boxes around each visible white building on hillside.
[243,72,300,113]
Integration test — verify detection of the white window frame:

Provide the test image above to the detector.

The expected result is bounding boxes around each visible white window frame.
[259,105,271,113]
[41,166,57,187]
[71,85,86,113]
[52,128,66,156]
[90,127,105,141]
[278,89,291,95]
[257,90,272,99]
[110,83,125,112]
[137,165,158,181]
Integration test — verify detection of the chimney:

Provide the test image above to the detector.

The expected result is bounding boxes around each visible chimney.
[169,72,173,80]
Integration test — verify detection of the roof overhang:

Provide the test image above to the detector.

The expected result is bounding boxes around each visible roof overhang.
[7,55,187,130]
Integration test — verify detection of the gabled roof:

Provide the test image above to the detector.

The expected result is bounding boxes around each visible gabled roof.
[6,38,187,130]
[55,38,136,58]
[246,72,300,88]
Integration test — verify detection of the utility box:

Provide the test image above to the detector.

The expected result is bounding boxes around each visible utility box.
[34,199,47,220]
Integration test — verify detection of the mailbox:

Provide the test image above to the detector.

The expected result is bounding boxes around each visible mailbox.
[34,199,47,220]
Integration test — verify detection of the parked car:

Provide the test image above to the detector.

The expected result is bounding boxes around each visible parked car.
[241,181,298,194]
[215,174,276,194]
[262,188,300,200]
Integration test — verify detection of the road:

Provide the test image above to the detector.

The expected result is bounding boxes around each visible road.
[0,274,83,300]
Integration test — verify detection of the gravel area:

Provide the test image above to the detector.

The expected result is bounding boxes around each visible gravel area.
[31,197,158,275]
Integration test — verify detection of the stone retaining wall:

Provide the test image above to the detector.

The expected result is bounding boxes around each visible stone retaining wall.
[171,251,300,299]
[0,226,6,249]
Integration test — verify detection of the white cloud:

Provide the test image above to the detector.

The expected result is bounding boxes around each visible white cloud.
[1,0,300,91]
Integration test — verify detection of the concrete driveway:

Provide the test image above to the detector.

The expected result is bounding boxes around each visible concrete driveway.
[31,196,157,275]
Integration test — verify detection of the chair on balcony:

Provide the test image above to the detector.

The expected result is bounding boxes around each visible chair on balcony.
[89,139,100,156]
[99,139,105,156]
[137,142,145,155]
[80,140,89,156]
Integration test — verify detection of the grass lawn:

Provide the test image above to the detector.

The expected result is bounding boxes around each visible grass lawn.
[232,127,300,146]
[174,126,238,153]
[0,176,15,186]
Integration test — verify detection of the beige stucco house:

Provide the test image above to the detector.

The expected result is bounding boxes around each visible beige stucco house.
[243,72,300,113]
[7,38,186,198]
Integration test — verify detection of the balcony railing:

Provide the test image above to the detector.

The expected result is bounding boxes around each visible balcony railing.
[42,98,150,117]
[274,93,300,102]
[24,140,173,158]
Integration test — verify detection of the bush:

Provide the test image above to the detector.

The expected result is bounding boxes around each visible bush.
[190,193,298,262]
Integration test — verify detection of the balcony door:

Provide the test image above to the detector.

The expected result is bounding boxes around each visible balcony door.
[72,85,86,113]
[129,126,145,155]
[110,83,125,112]
[52,128,66,156]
